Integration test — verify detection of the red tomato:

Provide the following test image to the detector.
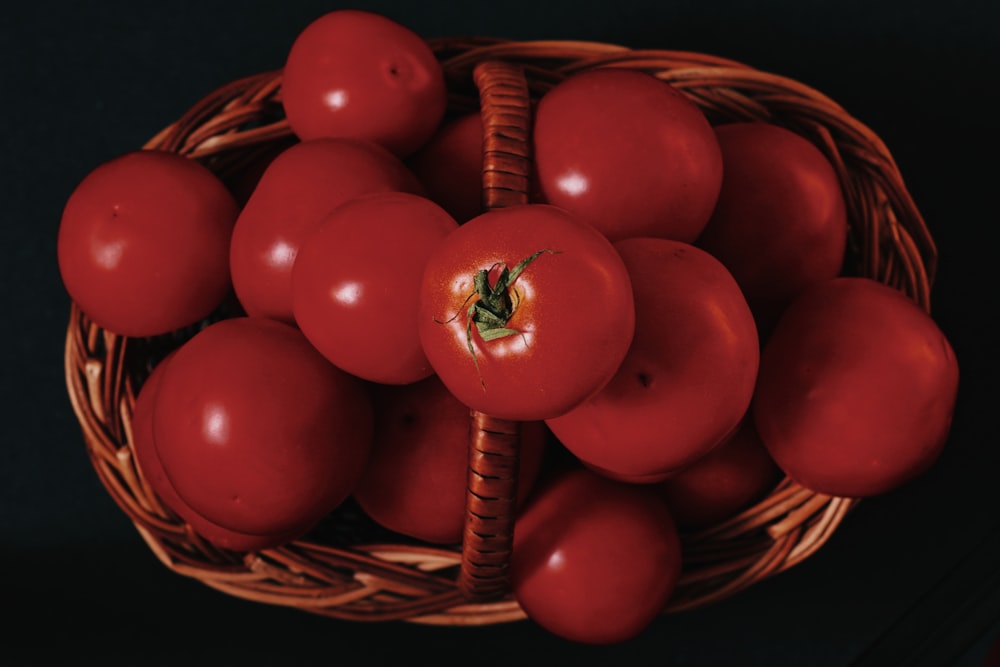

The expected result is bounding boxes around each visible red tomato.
[533,68,723,243]
[229,138,424,323]
[222,137,297,207]
[132,353,308,551]
[281,9,448,158]
[57,150,238,337]
[546,238,759,482]
[695,122,849,336]
[659,417,782,528]
[408,112,484,223]
[418,204,635,421]
[511,466,682,644]
[352,375,549,544]
[292,192,459,385]
[152,317,373,535]
[753,277,960,498]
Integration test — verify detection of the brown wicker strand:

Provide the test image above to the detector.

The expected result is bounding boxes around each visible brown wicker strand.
[475,59,532,210]
[459,412,523,601]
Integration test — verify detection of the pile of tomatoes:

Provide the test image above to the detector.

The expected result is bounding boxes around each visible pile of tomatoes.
[57,9,960,645]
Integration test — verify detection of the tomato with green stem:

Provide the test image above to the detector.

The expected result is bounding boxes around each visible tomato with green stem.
[418,204,635,422]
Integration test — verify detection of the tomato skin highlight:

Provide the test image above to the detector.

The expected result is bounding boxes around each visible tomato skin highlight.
[281,9,448,158]
[753,277,960,498]
[152,317,373,536]
[533,68,723,243]
[57,149,238,337]
[229,138,424,323]
[352,375,549,544]
[418,204,636,422]
[546,238,760,482]
[292,191,459,385]
[511,466,682,645]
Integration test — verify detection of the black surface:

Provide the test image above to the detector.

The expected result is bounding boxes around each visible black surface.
[3,1,999,665]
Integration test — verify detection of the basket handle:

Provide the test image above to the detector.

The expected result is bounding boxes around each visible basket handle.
[456,59,532,602]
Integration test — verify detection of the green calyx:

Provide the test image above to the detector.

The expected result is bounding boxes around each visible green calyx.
[456,249,560,389]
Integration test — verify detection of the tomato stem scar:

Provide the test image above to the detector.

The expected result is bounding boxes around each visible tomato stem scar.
[454,249,560,390]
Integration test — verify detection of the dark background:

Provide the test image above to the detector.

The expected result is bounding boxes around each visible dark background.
[3,1,998,665]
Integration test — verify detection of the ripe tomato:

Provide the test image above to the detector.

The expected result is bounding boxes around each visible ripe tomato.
[533,68,723,243]
[131,353,308,551]
[408,111,484,223]
[57,149,238,337]
[292,191,459,385]
[229,138,424,323]
[511,466,682,644]
[222,137,297,207]
[152,317,373,535]
[352,375,549,544]
[753,277,960,498]
[418,204,635,421]
[281,9,448,158]
[659,417,782,529]
[546,238,759,482]
[695,122,849,336]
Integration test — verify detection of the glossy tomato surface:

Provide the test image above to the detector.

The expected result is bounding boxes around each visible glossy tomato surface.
[57,150,238,337]
[533,68,723,243]
[753,277,960,498]
[408,111,484,223]
[229,138,424,323]
[152,317,373,535]
[659,417,782,528]
[352,375,549,544]
[281,9,447,158]
[546,238,759,482]
[418,204,635,421]
[223,137,297,207]
[292,192,458,384]
[695,122,849,336]
[511,466,682,644]
[131,353,309,551]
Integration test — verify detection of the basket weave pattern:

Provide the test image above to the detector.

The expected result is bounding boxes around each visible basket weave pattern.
[63,38,936,625]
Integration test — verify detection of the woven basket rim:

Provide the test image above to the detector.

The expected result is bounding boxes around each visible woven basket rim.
[63,37,934,625]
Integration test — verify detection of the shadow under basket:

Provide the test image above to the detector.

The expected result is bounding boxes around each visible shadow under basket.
[63,37,937,626]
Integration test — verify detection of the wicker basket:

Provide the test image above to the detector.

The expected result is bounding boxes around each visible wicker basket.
[63,37,936,626]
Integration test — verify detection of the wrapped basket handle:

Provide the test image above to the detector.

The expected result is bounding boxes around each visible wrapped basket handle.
[457,59,532,601]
